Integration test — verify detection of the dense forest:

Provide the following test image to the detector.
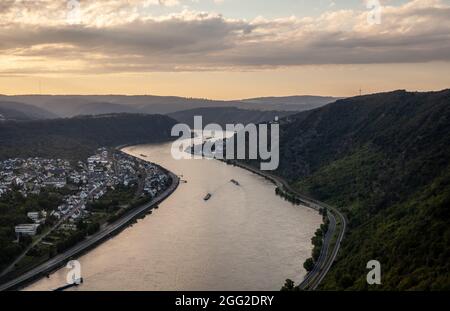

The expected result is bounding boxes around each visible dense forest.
[246,89,450,290]
[0,113,177,162]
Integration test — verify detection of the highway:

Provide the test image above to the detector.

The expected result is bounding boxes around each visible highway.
[229,161,347,290]
[298,212,335,289]
[0,171,179,291]
[278,176,347,290]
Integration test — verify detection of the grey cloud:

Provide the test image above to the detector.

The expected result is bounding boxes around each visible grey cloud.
[0,1,14,12]
[0,2,449,73]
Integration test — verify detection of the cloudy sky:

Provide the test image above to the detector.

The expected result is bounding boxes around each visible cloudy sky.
[1,0,449,98]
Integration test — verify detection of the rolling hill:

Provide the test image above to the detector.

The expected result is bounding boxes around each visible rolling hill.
[0,101,56,120]
[0,95,339,118]
[240,95,342,111]
[0,114,178,161]
[168,107,294,127]
[71,102,141,116]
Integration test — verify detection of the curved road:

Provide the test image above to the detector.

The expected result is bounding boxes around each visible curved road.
[0,171,179,291]
[299,212,335,289]
[229,161,347,290]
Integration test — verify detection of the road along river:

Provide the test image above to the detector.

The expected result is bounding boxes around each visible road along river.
[26,140,321,291]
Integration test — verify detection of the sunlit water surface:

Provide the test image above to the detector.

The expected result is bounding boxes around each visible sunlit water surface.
[26,139,321,291]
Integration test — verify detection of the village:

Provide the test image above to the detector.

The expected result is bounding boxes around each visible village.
[0,148,170,239]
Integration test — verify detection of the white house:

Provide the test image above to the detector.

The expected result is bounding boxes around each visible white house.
[15,224,40,236]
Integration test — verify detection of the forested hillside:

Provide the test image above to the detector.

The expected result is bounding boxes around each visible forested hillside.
[250,89,450,290]
[0,114,177,161]
[168,107,293,127]
[0,101,56,120]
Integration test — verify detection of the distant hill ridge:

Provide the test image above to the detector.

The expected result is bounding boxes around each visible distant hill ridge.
[0,95,339,118]
[168,107,293,127]
[0,101,57,120]
[0,113,178,161]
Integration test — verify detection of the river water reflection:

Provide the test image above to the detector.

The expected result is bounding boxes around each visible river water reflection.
[26,140,321,291]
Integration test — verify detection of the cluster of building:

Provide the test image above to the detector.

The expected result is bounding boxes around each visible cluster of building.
[0,157,71,198]
[0,148,170,238]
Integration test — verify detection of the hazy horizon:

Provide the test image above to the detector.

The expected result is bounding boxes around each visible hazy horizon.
[1,87,448,101]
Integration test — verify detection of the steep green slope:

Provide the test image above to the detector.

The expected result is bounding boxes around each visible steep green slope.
[272,89,450,290]
[295,146,450,290]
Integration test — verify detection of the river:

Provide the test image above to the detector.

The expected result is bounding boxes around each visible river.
[25,139,321,291]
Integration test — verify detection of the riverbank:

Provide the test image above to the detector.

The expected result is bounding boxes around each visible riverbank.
[222,160,346,290]
[0,159,180,291]
[23,142,321,291]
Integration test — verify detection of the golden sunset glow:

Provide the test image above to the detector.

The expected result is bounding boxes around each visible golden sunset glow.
[1,0,449,98]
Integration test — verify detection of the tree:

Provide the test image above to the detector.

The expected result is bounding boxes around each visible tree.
[281,279,295,291]
[339,274,354,289]
[303,258,315,272]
